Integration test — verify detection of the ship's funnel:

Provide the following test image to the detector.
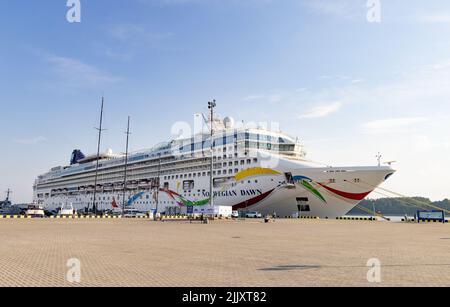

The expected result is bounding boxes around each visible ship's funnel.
[70,149,86,165]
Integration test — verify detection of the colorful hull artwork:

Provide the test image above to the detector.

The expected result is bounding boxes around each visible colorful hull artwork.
[317,183,372,201]
[161,168,283,208]
[161,189,210,207]
[127,192,145,206]
[126,168,374,210]
[293,175,327,203]
[293,175,373,203]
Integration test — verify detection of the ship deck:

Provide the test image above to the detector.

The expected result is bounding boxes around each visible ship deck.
[0,219,448,287]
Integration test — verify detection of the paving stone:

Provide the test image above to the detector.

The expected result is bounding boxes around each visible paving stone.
[0,219,448,287]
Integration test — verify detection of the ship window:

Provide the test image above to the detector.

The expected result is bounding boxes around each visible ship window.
[213,178,228,188]
[164,182,169,189]
[297,197,310,212]
[285,173,294,184]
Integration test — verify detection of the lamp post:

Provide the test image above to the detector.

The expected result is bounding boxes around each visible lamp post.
[208,100,216,215]
[155,153,162,215]
[372,200,377,219]
[122,116,131,217]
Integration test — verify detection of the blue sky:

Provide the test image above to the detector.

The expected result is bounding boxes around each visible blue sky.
[1,0,450,202]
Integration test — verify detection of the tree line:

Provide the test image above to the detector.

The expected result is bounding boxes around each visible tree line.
[348,197,450,216]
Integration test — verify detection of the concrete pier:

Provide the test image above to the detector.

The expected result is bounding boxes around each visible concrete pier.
[0,219,448,287]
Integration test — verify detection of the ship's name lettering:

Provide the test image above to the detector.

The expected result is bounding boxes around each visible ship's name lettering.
[202,189,263,198]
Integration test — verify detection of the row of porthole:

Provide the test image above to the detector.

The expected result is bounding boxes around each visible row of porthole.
[41,158,260,195]
[50,176,267,202]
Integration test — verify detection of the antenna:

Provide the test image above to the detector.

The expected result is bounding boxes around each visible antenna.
[122,116,131,216]
[375,152,382,167]
[91,97,106,215]
[201,113,209,129]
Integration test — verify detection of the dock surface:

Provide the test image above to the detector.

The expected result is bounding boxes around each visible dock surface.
[0,219,449,287]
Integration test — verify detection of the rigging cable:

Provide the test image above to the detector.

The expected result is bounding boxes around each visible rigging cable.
[344,179,450,215]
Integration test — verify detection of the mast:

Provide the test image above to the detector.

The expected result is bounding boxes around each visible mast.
[208,100,216,212]
[122,116,131,216]
[5,189,11,202]
[92,97,105,215]
[376,152,382,167]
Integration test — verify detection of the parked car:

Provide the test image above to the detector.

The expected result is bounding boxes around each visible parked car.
[58,203,75,217]
[123,209,147,218]
[245,211,262,218]
[25,204,46,218]
[231,211,239,218]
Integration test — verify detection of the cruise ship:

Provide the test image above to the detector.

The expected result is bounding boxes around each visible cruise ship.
[33,113,395,218]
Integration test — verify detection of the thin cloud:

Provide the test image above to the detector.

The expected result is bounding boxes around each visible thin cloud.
[14,136,47,145]
[417,13,450,24]
[301,0,364,20]
[242,93,283,103]
[242,95,264,101]
[299,101,342,119]
[108,24,174,43]
[46,55,120,85]
[269,94,283,103]
[363,117,428,134]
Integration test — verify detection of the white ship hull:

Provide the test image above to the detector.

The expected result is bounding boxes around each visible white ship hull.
[33,117,395,218]
[35,154,394,218]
